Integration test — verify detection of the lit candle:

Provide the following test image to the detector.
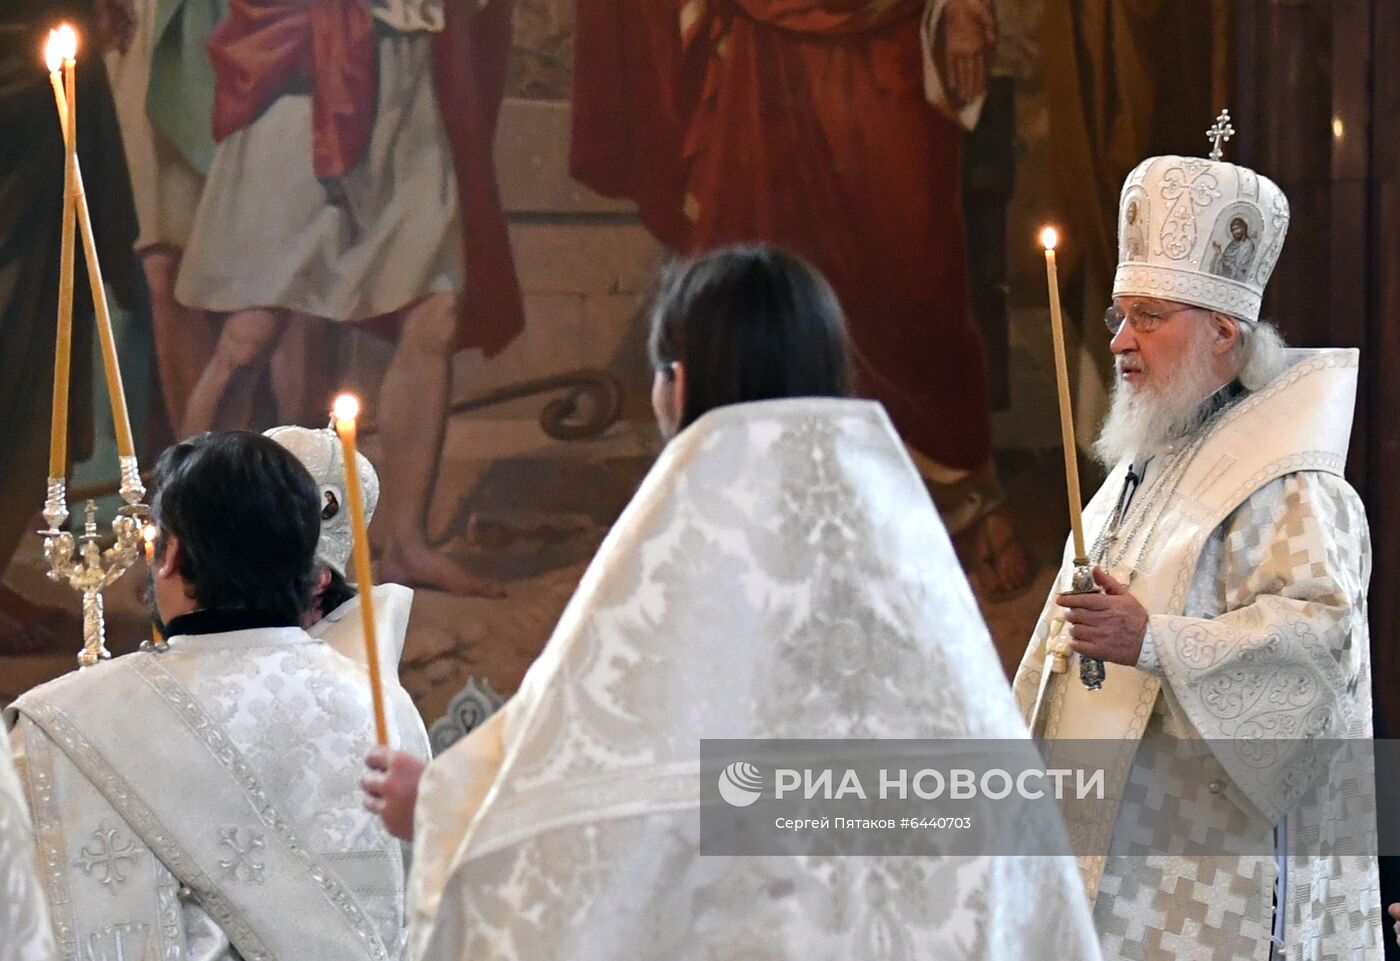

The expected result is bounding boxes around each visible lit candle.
[44,24,138,464]
[44,27,77,480]
[144,524,163,646]
[59,23,76,157]
[332,393,388,746]
[79,194,139,460]
[1040,226,1087,562]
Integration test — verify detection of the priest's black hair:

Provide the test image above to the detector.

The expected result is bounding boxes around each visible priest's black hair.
[152,431,321,625]
[648,244,852,431]
[315,567,357,620]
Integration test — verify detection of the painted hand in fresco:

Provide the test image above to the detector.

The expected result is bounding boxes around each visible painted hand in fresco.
[940,0,996,107]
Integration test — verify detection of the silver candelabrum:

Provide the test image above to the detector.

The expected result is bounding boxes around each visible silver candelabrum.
[41,456,147,668]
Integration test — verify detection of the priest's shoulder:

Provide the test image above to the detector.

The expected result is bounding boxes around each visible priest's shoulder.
[4,651,150,726]
[316,582,413,629]
[685,396,886,433]
[672,396,898,454]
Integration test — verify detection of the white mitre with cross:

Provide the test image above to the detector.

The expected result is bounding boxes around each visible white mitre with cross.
[1113,110,1291,324]
[265,424,380,576]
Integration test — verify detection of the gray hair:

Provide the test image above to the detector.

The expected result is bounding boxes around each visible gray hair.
[1235,318,1288,391]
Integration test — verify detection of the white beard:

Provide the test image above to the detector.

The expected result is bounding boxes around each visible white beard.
[1093,326,1226,466]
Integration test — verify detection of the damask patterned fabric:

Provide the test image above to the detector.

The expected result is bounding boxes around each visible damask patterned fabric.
[1113,154,1290,324]
[407,398,1102,961]
[1013,350,1381,961]
[1095,471,1379,961]
[6,622,430,961]
[312,583,418,695]
[0,727,56,961]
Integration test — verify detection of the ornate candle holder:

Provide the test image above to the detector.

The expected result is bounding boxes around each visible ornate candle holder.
[1065,561,1106,691]
[1029,560,1104,737]
[40,467,148,668]
[1040,562,1104,685]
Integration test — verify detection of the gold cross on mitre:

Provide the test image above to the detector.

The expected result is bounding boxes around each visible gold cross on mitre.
[1208,109,1235,161]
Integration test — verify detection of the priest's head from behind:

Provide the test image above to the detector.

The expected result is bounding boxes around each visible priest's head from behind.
[10,429,430,959]
[647,245,851,439]
[149,430,321,634]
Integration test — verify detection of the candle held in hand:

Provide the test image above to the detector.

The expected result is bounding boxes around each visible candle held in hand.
[332,393,389,746]
[1041,225,1086,562]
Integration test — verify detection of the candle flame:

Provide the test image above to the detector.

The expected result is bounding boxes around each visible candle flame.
[143,523,157,546]
[44,29,62,72]
[57,23,78,60]
[333,393,361,423]
[1040,226,1059,251]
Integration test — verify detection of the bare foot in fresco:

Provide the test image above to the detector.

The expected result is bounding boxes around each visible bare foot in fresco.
[969,507,1033,600]
[378,543,506,599]
[371,292,507,601]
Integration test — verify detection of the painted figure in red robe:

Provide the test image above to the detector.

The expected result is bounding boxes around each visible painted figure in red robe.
[173,0,522,596]
[571,0,1029,596]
